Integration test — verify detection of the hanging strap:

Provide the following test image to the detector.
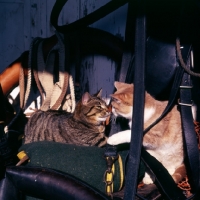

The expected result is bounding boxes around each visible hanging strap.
[143,43,192,135]
[140,149,186,200]
[104,1,137,196]
[123,0,146,199]
[138,46,191,200]
[178,42,200,194]
[119,0,135,82]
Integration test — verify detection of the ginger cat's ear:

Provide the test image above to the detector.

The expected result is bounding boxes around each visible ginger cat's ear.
[82,92,92,105]
[114,81,133,90]
[114,81,122,89]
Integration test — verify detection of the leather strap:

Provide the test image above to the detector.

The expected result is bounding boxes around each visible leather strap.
[179,58,200,193]
[138,67,187,200]
[143,44,192,135]
[119,0,135,82]
[141,148,186,200]
[50,0,128,33]
[123,0,146,199]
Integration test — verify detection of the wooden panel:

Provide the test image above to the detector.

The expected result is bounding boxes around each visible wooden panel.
[0,0,127,99]
[77,0,126,98]
[80,55,117,102]
[46,0,55,37]
[30,0,41,38]
[91,4,128,39]
[78,0,128,38]
[0,2,24,72]
[0,0,23,2]
[23,0,31,50]
[39,0,47,37]
[58,0,80,26]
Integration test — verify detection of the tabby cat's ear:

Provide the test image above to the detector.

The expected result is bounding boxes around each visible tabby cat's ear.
[95,89,102,98]
[82,92,91,105]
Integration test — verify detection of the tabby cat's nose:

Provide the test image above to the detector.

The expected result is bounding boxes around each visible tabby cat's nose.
[106,111,110,116]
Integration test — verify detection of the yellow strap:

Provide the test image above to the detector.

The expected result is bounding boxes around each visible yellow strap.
[118,154,124,191]
[105,157,115,194]
[105,155,124,194]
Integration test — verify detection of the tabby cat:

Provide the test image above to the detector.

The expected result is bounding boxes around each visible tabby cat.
[107,81,186,184]
[24,90,110,147]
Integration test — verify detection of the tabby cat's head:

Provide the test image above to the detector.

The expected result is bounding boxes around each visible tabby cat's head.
[111,81,133,119]
[73,89,110,125]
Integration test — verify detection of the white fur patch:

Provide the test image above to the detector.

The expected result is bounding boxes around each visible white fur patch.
[112,106,133,119]
[121,106,133,119]
[144,107,155,123]
[107,106,155,146]
[107,130,131,145]
[112,107,118,117]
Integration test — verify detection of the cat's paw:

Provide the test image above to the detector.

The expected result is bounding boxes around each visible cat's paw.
[107,135,120,145]
[142,173,154,184]
[107,130,131,145]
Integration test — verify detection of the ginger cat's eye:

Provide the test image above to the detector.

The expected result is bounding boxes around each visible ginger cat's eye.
[112,97,121,104]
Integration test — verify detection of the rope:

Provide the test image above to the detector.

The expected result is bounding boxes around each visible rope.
[19,63,25,109]
[50,72,69,110]
[61,75,75,112]
[24,38,43,110]
[19,38,36,109]
[33,41,45,104]
[176,38,200,77]
[69,75,75,112]
[39,50,55,111]
[23,51,32,109]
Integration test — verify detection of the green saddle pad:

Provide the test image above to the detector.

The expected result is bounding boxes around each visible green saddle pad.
[18,141,145,196]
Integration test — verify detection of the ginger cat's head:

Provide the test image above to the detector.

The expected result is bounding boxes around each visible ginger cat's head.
[110,81,133,120]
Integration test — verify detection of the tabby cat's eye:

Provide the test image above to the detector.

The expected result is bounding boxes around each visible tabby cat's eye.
[96,106,102,109]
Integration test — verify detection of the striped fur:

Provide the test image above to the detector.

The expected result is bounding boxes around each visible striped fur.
[24,91,110,147]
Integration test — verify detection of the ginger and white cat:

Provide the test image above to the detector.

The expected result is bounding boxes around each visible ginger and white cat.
[107,81,186,184]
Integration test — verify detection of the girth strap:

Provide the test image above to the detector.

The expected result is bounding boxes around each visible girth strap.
[179,53,200,193]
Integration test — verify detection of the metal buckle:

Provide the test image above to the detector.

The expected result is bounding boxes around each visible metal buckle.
[178,99,193,107]
[179,85,193,89]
